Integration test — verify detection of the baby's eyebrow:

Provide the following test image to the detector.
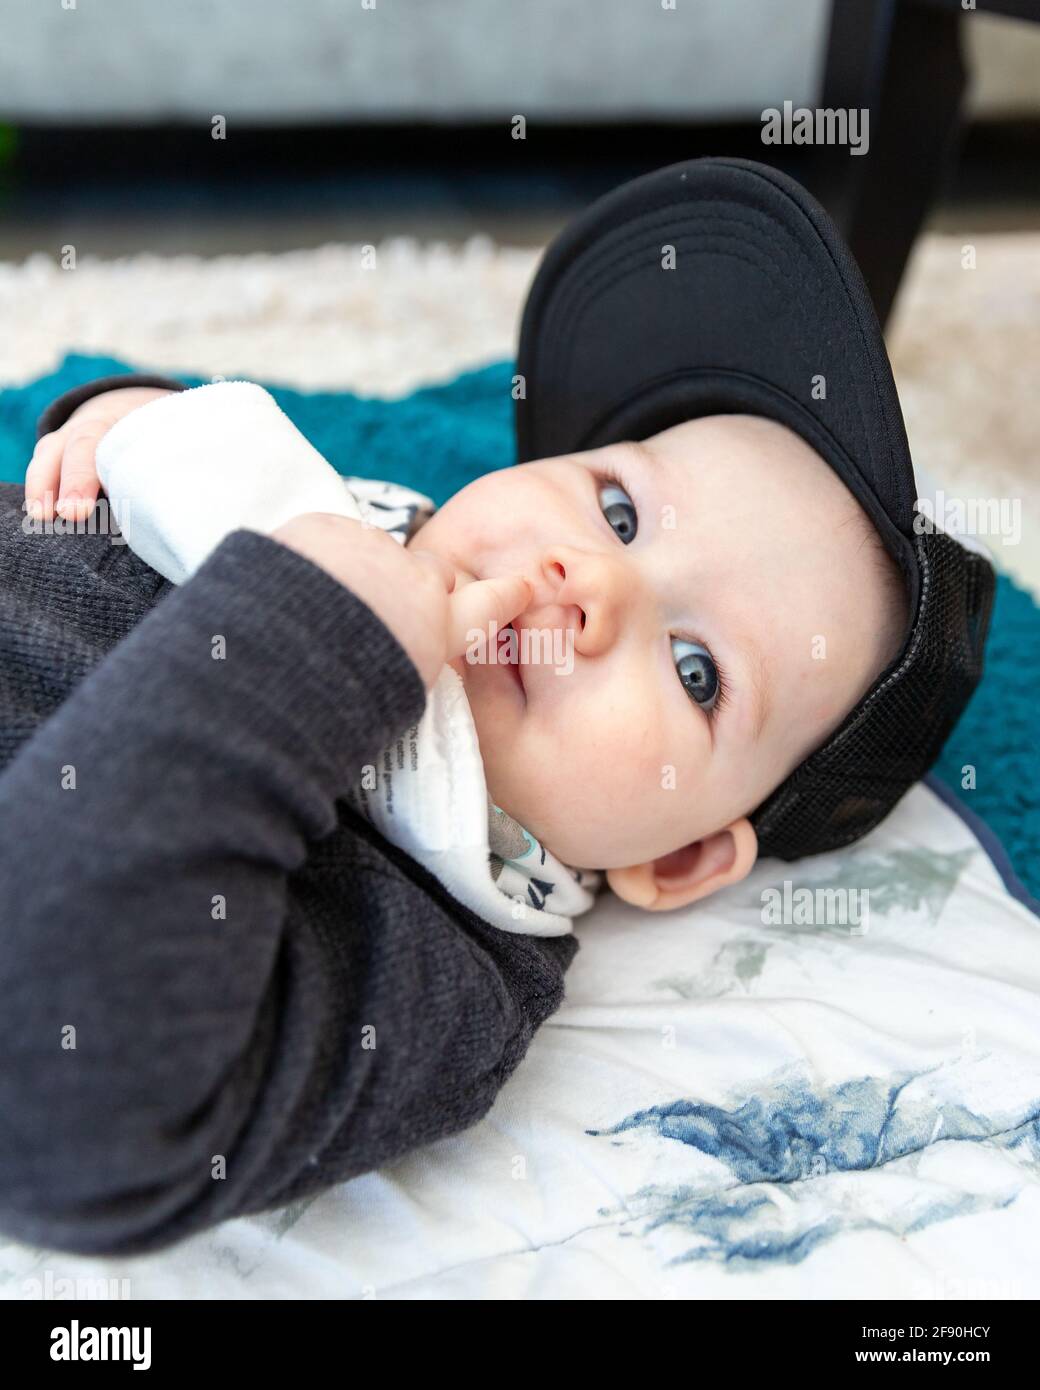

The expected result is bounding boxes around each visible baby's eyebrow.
[621,437,656,477]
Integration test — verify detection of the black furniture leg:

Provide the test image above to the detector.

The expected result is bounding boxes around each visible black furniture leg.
[816,0,968,328]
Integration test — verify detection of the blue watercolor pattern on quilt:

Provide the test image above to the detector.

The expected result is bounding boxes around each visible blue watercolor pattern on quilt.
[587,1066,1040,1268]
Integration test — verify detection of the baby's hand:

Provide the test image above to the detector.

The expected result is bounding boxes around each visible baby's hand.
[270,512,531,692]
[25,386,175,522]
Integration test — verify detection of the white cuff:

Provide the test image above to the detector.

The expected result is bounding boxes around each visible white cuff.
[96,380,362,585]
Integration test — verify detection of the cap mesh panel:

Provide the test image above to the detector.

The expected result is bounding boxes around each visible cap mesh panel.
[750,523,995,860]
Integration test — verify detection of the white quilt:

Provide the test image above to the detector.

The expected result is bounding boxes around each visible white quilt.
[4,777,1039,1300]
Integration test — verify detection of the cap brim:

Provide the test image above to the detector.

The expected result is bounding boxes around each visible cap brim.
[514,157,920,614]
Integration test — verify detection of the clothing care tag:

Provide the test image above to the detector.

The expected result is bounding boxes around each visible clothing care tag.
[345,661,601,938]
[349,666,484,857]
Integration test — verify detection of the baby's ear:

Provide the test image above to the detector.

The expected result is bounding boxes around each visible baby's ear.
[606,819,758,912]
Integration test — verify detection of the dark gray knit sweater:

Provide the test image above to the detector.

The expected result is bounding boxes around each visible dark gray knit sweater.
[0,373,579,1256]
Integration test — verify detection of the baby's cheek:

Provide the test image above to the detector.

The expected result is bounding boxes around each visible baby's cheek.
[578,725,675,816]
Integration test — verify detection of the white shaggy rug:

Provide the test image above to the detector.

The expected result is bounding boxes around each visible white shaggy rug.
[1,230,1037,595]
[0,235,536,398]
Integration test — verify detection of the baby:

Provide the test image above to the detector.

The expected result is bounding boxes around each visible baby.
[26,387,909,914]
[1,158,992,1257]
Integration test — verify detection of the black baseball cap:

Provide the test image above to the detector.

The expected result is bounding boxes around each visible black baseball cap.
[514,157,995,861]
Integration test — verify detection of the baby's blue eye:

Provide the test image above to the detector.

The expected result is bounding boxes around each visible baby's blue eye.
[595,473,721,716]
[598,479,638,544]
[672,638,719,711]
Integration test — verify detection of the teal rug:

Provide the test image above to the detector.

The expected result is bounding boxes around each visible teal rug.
[3,353,1037,898]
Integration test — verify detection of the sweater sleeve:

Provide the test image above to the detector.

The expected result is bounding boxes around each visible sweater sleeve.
[0,526,436,1254]
[35,371,189,439]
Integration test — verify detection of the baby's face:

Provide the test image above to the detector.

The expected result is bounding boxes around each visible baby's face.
[409,414,902,871]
